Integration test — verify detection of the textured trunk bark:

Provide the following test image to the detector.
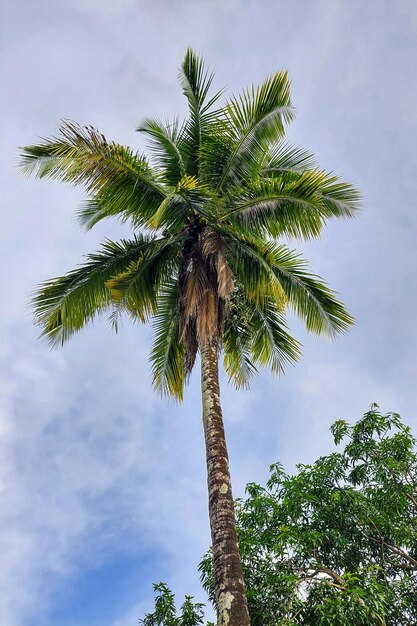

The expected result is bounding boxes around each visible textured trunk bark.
[200,339,251,626]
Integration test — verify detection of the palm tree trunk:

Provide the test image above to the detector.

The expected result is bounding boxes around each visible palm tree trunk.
[200,339,251,626]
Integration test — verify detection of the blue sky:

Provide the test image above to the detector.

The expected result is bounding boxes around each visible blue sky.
[1,1,417,624]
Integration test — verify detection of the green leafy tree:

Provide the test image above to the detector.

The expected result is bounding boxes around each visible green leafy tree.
[20,49,358,626]
[139,583,210,626]
[200,406,417,625]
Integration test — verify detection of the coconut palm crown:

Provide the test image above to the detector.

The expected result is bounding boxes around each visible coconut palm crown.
[20,49,358,400]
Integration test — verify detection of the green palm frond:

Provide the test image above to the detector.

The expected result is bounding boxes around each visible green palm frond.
[266,246,354,337]
[32,235,167,346]
[106,236,181,317]
[221,228,286,307]
[263,142,317,176]
[222,170,360,239]
[216,71,294,190]
[319,175,362,219]
[19,121,167,229]
[223,286,258,388]
[179,48,223,176]
[146,192,187,232]
[223,324,258,390]
[227,234,354,337]
[180,48,217,112]
[146,175,202,231]
[224,172,328,239]
[137,117,186,185]
[223,289,301,388]
[248,299,302,373]
[150,279,185,400]
[198,118,235,187]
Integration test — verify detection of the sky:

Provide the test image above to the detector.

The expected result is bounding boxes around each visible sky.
[1,0,417,624]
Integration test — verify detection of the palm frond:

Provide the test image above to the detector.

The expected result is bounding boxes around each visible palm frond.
[223,296,258,389]
[150,279,185,400]
[145,193,186,232]
[19,121,168,229]
[222,228,286,307]
[216,71,294,190]
[180,48,216,112]
[319,175,362,219]
[106,237,180,318]
[146,175,199,231]
[222,170,360,239]
[32,235,168,346]
[178,48,223,176]
[265,244,354,336]
[226,234,354,337]
[198,118,235,187]
[263,142,317,176]
[223,288,301,388]
[248,299,302,373]
[137,117,186,185]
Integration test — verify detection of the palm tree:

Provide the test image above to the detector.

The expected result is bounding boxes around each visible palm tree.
[20,49,359,626]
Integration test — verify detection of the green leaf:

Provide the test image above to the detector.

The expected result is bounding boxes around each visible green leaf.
[223,170,360,239]
[150,279,185,400]
[216,71,294,190]
[32,235,166,346]
[19,121,168,229]
[179,48,223,176]
[227,233,354,336]
[137,117,186,185]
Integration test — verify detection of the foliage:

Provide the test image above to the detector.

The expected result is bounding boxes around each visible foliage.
[199,406,417,625]
[21,48,359,400]
[139,583,213,626]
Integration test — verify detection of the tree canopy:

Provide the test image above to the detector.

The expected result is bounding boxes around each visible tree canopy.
[20,49,358,401]
[143,407,417,625]
[139,583,210,626]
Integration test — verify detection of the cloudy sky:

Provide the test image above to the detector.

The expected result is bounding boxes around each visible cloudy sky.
[2,1,417,624]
